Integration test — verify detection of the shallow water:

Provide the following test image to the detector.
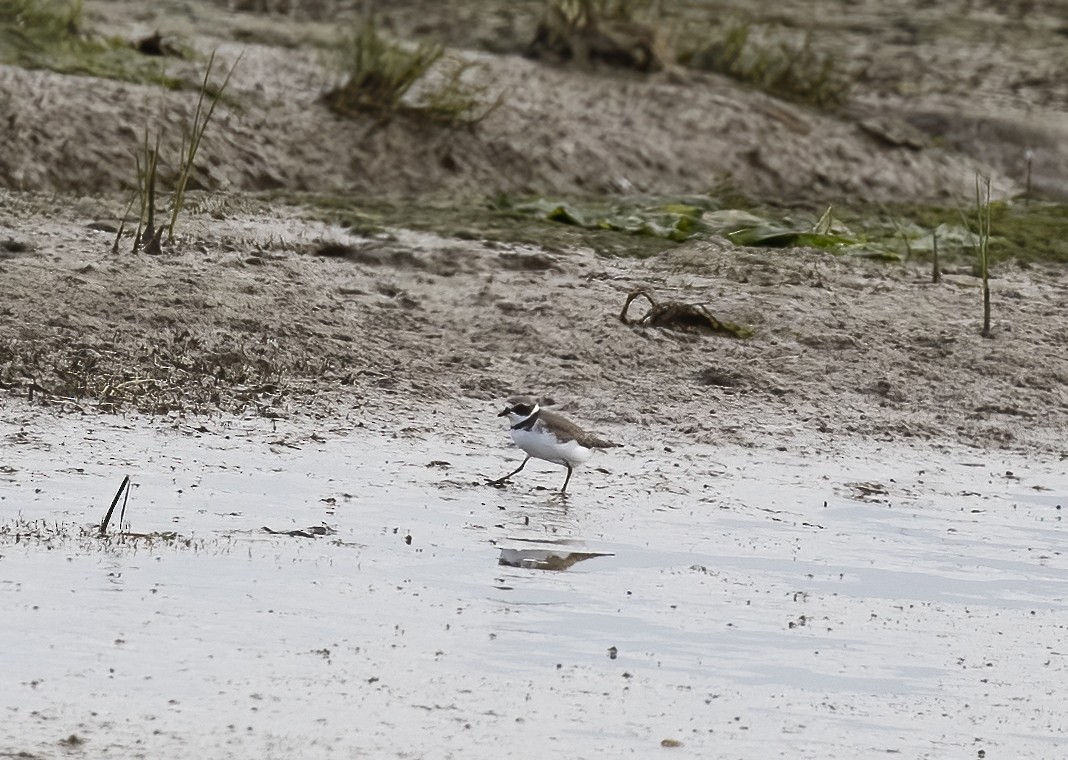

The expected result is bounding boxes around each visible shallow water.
[1,400,1066,758]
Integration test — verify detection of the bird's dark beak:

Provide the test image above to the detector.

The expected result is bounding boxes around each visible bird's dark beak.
[497,408,510,417]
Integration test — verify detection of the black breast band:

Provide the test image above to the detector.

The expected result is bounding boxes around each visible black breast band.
[511,409,540,431]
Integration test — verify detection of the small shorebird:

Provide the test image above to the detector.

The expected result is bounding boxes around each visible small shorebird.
[491,396,620,493]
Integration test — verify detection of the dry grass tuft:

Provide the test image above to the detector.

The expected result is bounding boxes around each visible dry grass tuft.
[0,329,290,417]
[126,51,239,253]
[325,14,444,119]
[529,0,668,72]
[682,21,855,108]
[324,14,502,127]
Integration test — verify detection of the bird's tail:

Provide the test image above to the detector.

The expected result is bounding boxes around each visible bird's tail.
[591,437,622,449]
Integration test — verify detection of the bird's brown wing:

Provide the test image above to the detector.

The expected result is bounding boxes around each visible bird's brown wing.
[539,410,621,449]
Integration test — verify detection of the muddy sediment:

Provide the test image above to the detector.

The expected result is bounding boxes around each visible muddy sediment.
[2,2,1068,758]
[2,194,1066,458]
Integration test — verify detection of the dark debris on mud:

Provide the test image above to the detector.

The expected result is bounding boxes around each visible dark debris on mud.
[0,518,193,549]
[619,288,752,338]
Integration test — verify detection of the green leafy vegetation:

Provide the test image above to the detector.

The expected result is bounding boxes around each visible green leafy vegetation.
[0,0,185,87]
[298,194,685,258]
[711,206,868,252]
[505,197,878,253]
[298,192,1068,267]
[508,197,709,243]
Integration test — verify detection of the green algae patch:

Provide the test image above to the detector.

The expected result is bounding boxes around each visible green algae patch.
[512,197,710,244]
[845,201,1068,266]
[296,193,1068,266]
[302,194,880,258]
[300,194,694,258]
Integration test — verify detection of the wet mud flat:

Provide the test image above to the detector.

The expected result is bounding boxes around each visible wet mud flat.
[3,0,1068,755]
[1,399,1065,759]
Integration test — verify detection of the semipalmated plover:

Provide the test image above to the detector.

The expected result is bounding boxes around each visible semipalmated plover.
[491,396,620,493]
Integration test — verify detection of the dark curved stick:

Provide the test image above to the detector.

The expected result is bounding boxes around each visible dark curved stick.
[99,475,131,535]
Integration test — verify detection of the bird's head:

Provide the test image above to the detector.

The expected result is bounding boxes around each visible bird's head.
[498,396,540,425]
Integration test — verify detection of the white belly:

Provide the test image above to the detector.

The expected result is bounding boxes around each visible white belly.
[511,428,593,467]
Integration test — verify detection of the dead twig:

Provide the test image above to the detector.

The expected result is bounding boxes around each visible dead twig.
[112,193,138,255]
[137,128,162,251]
[931,228,941,284]
[145,224,164,256]
[99,474,131,535]
[619,288,752,338]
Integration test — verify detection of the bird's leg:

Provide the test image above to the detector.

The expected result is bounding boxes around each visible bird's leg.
[490,456,530,486]
[560,463,573,493]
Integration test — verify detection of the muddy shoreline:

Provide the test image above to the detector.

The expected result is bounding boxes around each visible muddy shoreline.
[2,1,1068,757]
[2,0,1066,455]
[3,190,1067,459]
